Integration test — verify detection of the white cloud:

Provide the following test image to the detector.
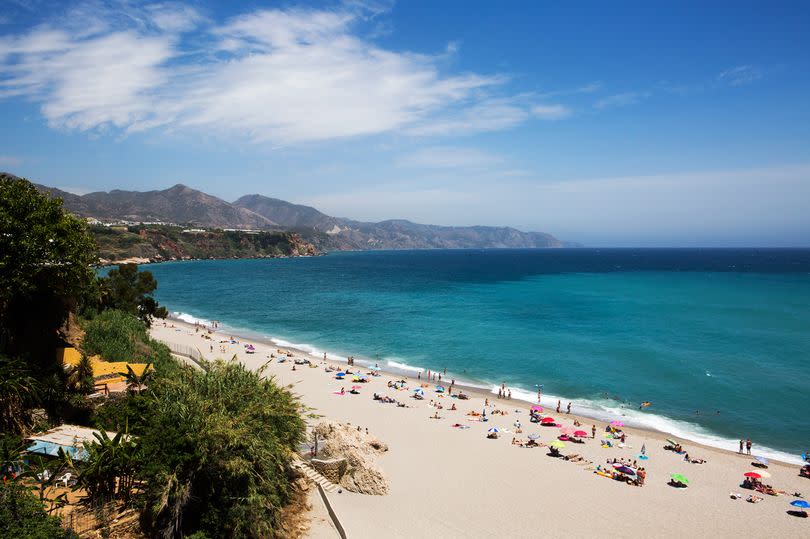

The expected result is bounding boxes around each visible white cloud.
[594,91,650,109]
[531,103,571,120]
[0,155,22,167]
[0,2,529,145]
[397,147,503,169]
[718,65,762,86]
[405,97,528,136]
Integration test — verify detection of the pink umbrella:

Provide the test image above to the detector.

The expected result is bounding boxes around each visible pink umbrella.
[610,420,624,427]
[541,417,556,424]
[560,426,576,436]
[574,430,589,438]
[531,405,543,412]
[351,385,362,390]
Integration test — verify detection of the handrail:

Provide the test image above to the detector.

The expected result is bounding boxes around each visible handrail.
[316,483,347,539]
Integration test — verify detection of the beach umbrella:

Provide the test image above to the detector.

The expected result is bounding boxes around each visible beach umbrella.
[531,405,543,412]
[574,430,588,438]
[614,465,636,475]
[436,386,445,392]
[351,385,362,390]
[790,500,810,509]
[743,472,762,479]
[336,372,346,377]
[755,456,769,466]
[549,440,566,449]
[637,455,649,460]
[541,417,555,424]
[756,471,771,479]
[670,473,689,485]
[666,439,678,446]
[610,420,624,427]
[488,427,500,433]
[528,434,541,440]
[413,388,424,396]
[371,365,381,371]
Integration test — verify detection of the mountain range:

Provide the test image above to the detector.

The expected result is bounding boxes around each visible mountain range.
[8,173,569,250]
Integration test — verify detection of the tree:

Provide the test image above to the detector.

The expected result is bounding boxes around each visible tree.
[71,428,139,504]
[0,356,39,434]
[0,482,74,539]
[0,175,97,361]
[124,363,153,395]
[98,264,168,327]
[66,354,95,395]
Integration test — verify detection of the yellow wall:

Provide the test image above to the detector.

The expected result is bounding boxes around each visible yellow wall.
[57,347,152,379]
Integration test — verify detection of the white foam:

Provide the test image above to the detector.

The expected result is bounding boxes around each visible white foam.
[495,386,804,465]
[386,360,424,374]
[173,312,211,326]
[270,338,324,358]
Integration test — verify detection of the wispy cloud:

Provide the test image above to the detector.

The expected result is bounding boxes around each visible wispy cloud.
[0,2,538,145]
[0,155,22,167]
[531,103,571,120]
[397,147,503,169]
[594,91,650,109]
[717,65,762,86]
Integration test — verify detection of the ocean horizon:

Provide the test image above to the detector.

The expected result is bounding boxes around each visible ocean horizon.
[142,248,810,463]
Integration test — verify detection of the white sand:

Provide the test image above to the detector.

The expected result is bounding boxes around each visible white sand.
[151,320,809,538]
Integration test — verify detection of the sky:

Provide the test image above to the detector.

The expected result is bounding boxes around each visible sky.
[1,0,809,246]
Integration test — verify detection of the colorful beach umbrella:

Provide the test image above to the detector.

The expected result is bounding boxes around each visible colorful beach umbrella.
[790,500,810,509]
[637,455,649,460]
[614,465,636,475]
[754,456,769,466]
[413,388,424,395]
[531,405,543,412]
[756,471,771,479]
[743,472,762,479]
[574,430,588,438]
[528,434,541,440]
[610,420,624,427]
[351,385,362,390]
[670,473,689,485]
[549,440,566,449]
[488,427,500,433]
[336,372,346,377]
[436,386,445,392]
[541,417,555,424]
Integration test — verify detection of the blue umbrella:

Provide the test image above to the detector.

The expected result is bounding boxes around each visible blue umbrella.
[488,427,500,433]
[436,386,445,392]
[637,455,649,460]
[413,388,424,394]
[755,456,769,466]
[336,372,346,376]
[791,500,810,509]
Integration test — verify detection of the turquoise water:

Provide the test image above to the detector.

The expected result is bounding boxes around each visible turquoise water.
[144,249,810,462]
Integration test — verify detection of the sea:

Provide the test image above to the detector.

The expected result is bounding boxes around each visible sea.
[143,248,810,463]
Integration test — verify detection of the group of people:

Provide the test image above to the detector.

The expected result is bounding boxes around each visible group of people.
[738,438,753,455]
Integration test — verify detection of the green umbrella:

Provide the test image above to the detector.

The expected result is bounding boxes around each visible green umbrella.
[666,438,678,446]
[549,440,566,449]
[670,473,689,485]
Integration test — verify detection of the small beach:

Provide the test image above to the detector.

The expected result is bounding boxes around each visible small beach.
[151,318,809,538]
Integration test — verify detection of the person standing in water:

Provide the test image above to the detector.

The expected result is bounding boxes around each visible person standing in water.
[556,400,561,413]
[746,438,752,455]
[566,402,571,414]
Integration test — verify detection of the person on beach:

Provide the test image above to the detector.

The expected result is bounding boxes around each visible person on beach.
[567,402,571,414]
[417,372,421,380]
[592,425,596,438]
[498,388,502,399]
[739,439,744,453]
[508,389,512,400]
[746,438,752,455]
[557,400,561,413]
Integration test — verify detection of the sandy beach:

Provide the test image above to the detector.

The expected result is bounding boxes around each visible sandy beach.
[150,319,809,538]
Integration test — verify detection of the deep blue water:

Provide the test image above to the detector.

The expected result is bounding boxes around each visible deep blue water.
[144,249,810,461]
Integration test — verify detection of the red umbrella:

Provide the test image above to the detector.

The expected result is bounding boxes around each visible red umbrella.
[574,430,588,438]
[541,417,556,424]
[743,472,762,479]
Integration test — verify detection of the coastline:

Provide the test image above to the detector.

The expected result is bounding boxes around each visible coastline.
[168,311,803,466]
[150,315,809,538]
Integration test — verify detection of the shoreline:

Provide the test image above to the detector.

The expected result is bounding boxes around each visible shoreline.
[151,316,809,538]
[166,311,804,466]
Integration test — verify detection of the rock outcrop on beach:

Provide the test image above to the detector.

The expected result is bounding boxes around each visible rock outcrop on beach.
[312,421,389,495]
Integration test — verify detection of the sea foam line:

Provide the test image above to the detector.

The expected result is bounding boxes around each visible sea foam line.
[169,311,803,465]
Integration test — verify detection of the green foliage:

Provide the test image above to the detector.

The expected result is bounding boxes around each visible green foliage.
[73,428,139,504]
[81,311,175,376]
[0,176,97,361]
[66,354,94,395]
[98,264,167,327]
[0,355,39,434]
[0,482,73,539]
[139,361,306,538]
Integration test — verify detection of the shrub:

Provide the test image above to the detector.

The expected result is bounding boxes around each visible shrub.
[0,482,75,539]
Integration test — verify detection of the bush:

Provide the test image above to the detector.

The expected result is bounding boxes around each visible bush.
[0,482,75,539]
[81,310,177,376]
[139,361,306,538]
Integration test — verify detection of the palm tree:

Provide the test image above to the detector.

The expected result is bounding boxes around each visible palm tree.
[124,363,153,395]
[74,427,139,503]
[67,353,95,394]
[0,355,39,433]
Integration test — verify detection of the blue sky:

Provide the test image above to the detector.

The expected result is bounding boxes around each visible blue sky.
[1,0,809,246]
